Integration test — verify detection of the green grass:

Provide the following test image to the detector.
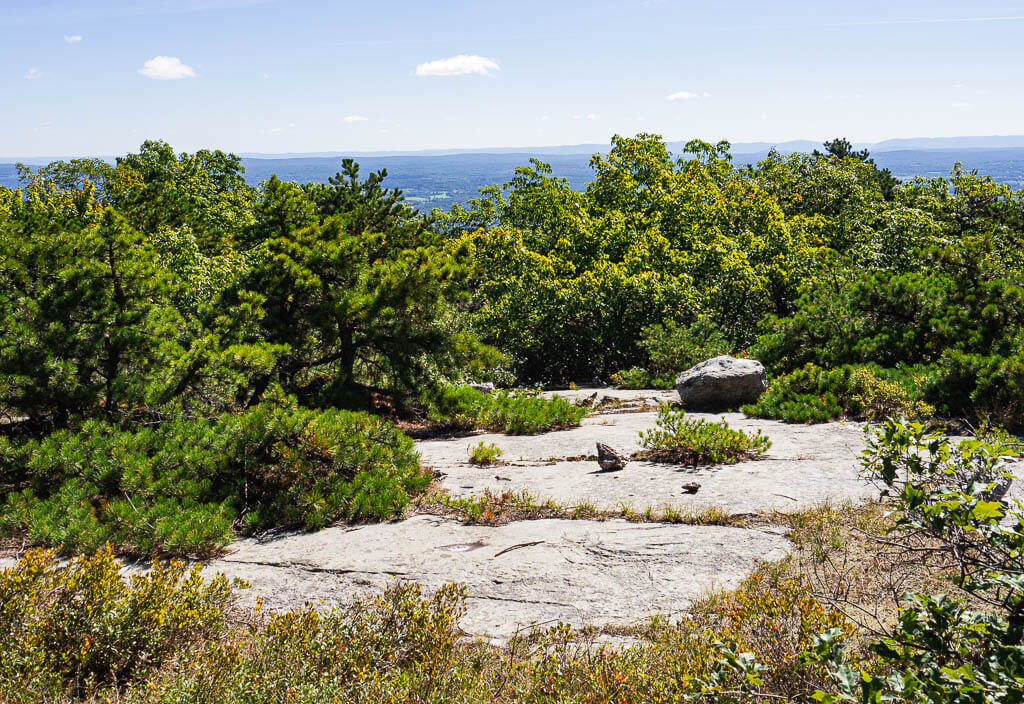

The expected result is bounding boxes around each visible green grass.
[636,405,771,465]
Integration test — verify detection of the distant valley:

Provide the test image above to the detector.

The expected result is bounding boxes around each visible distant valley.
[4,140,1024,211]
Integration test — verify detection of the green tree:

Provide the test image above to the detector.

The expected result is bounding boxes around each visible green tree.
[236,161,485,407]
[0,178,181,427]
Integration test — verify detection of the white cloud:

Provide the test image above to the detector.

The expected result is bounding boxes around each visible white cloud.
[586,113,599,120]
[262,71,270,79]
[64,35,82,44]
[139,56,196,80]
[414,54,499,77]
[24,68,43,80]
[952,82,965,89]
[667,90,705,101]
[343,115,368,123]
[951,102,974,109]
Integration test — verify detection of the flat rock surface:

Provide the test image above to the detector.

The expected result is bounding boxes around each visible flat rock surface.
[199,514,790,637]
[419,407,876,514]
[9,389,1018,640]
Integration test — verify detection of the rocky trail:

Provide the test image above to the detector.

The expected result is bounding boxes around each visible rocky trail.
[196,389,886,639]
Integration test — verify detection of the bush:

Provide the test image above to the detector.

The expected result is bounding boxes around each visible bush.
[742,363,931,423]
[609,367,674,389]
[925,349,1024,430]
[0,547,239,702]
[468,442,503,466]
[0,397,430,555]
[0,547,851,704]
[636,405,770,465]
[799,419,1024,703]
[641,318,732,378]
[425,385,587,435]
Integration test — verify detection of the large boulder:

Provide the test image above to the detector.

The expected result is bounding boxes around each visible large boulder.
[675,355,767,410]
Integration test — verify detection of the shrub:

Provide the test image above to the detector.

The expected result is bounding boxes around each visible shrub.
[925,349,1024,430]
[609,367,674,389]
[849,366,934,420]
[0,398,430,555]
[425,385,587,434]
[742,363,931,423]
[0,546,239,702]
[636,405,770,465]
[468,442,503,466]
[641,318,732,378]
[798,419,1024,703]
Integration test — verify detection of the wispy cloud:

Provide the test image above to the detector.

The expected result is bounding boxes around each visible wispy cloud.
[951,102,974,109]
[343,115,368,123]
[139,56,196,80]
[64,35,82,44]
[415,54,499,77]
[24,68,43,80]
[586,113,600,121]
[667,90,710,101]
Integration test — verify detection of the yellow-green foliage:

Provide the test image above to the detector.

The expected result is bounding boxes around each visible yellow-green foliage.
[849,366,934,420]
[0,548,851,704]
[468,441,503,466]
[0,547,239,702]
[743,363,933,423]
[638,405,771,465]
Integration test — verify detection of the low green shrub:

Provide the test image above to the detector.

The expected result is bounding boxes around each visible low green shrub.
[0,546,240,702]
[468,442,503,466]
[641,318,732,378]
[608,367,674,390]
[636,405,771,465]
[0,397,430,555]
[742,363,932,423]
[924,349,1024,430]
[425,385,587,434]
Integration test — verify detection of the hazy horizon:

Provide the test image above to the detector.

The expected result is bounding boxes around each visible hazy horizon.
[5,0,1024,158]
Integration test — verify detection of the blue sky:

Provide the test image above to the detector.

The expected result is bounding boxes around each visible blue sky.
[3,0,1024,157]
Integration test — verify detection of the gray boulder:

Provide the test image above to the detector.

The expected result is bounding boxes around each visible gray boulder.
[675,355,767,410]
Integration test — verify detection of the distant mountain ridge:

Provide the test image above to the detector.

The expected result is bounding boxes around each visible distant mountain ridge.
[4,138,1024,211]
[8,135,1024,164]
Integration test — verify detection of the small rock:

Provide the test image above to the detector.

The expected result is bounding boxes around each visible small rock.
[469,382,496,393]
[682,482,701,494]
[675,355,768,410]
[596,443,628,472]
[591,376,604,387]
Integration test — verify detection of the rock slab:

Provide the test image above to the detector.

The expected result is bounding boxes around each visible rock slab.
[675,356,768,410]
[203,516,790,638]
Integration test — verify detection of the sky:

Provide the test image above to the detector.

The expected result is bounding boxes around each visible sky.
[3,0,1024,157]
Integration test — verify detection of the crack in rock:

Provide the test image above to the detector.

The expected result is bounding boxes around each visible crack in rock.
[222,558,408,577]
